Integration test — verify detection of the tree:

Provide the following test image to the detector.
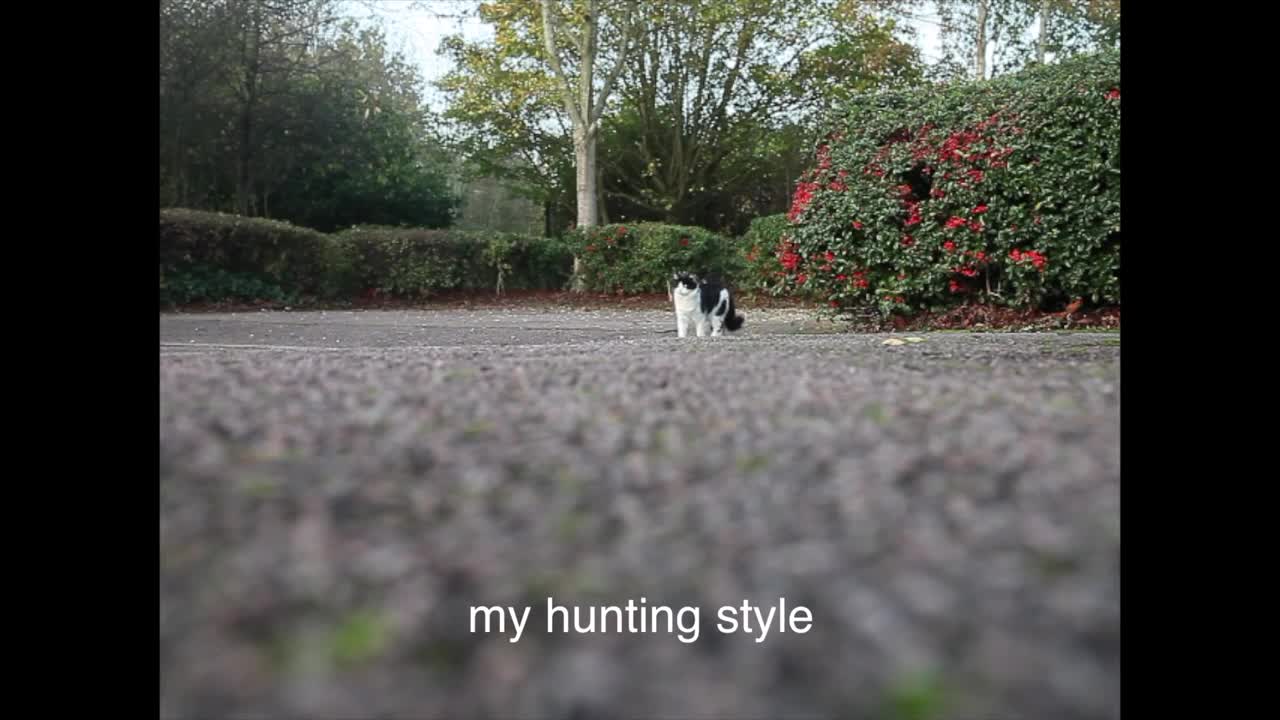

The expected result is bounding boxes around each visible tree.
[438,0,924,237]
[929,0,1120,79]
[160,0,459,230]
[536,0,642,231]
[599,0,922,231]
[436,2,578,236]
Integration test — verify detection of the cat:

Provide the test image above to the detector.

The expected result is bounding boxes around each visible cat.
[669,271,744,338]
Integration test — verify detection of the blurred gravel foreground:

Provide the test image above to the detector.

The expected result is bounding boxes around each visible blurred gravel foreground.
[160,307,1120,720]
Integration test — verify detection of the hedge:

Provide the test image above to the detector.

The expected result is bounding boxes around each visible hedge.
[159,209,574,305]
[564,222,745,294]
[739,214,789,295]
[331,225,574,298]
[160,209,811,306]
[781,50,1120,315]
[159,208,332,304]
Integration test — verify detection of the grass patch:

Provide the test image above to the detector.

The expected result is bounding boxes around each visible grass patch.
[736,454,770,473]
[331,610,390,667]
[864,402,889,426]
[462,419,495,439]
[882,670,947,720]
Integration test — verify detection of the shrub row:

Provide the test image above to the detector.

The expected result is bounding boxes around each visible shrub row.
[159,209,575,305]
[563,222,745,294]
[160,209,795,306]
[781,50,1120,315]
[159,208,333,304]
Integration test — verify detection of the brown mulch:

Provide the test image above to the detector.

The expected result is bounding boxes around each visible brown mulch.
[881,303,1120,332]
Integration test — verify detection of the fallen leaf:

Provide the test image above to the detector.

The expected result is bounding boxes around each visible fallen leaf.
[905,336,925,343]
[883,338,906,346]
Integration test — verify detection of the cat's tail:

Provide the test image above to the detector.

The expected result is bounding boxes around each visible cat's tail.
[724,293,745,331]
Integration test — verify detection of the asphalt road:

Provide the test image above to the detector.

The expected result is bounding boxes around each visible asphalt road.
[160,307,1120,720]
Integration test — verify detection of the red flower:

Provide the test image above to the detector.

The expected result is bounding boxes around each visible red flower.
[787,181,820,222]
[796,274,808,284]
[778,244,801,271]
[949,279,963,293]
[829,181,846,192]
[901,235,914,247]
[930,189,946,199]
[969,220,984,233]
[967,169,985,183]
[1106,88,1120,100]
[972,204,989,214]
[817,144,832,169]
[945,216,966,229]
[942,240,956,251]
[973,251,987,262]
[680,237,690,246]
[836,274,847,281]
[838,169,849,178]
[616,226,627,235]
[1010,248,1048,271]
[830,300,840,308]
[824,251,835,262]
[852,221,863,230]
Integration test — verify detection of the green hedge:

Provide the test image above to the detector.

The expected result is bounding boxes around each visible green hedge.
[159,208,332,304]
[782,50,1120,314]
[159,209,574,305]
[565,222,745,294]
[738,214,790,295]
[160,209,818,306]
[331,226,573,298]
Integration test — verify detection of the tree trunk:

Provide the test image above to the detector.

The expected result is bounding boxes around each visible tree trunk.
[236,107,253,215]
[576,122,599,225]
[975,0,988,80]
[1037,0,1050,64]
[539,0,637,291]
[571,125,598,289]
[596,157,609,225]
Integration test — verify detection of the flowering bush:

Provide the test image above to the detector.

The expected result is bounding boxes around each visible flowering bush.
[782,50,1119,315]
[566,222,744,294]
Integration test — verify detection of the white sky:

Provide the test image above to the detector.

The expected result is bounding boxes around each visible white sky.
[343,0,968,114]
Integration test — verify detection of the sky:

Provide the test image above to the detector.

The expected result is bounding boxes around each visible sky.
[343,0,962,113]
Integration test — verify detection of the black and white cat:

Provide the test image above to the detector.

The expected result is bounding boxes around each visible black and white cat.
[669,271,744,337]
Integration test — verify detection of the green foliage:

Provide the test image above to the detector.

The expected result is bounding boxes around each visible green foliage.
[158,208,330,304]
[332,226,487,298]
[160,3,459,231]
[333,226,575,298]
[738,214,790,295]
[159,209,573,306]
[565,223,745,294]
[436,0,927,235]
[783,50,1119,315]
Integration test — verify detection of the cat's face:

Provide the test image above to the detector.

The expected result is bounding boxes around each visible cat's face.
[672,272,699,292]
